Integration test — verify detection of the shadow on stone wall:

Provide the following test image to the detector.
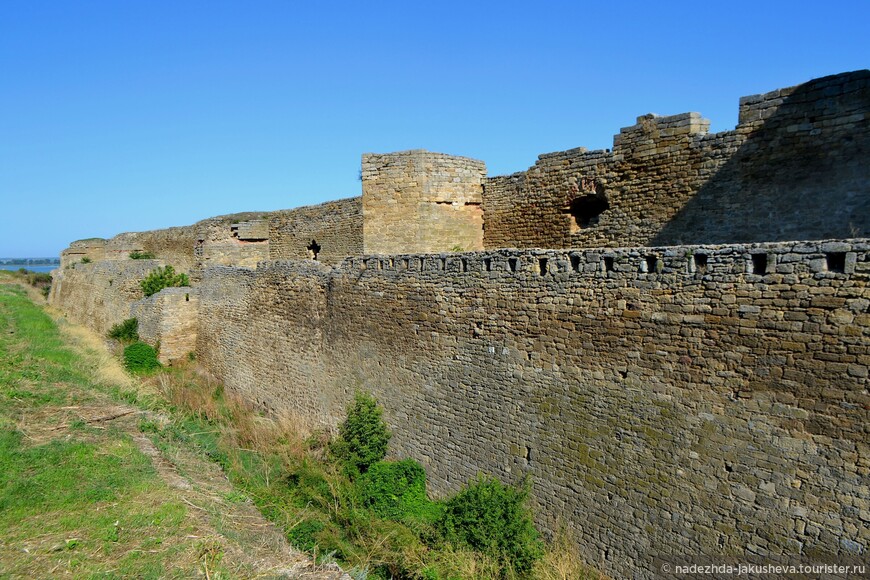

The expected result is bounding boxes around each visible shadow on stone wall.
[652,70,870,246]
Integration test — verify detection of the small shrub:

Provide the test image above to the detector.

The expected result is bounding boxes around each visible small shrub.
[331,392,390,476]
[80,256,91,264]
[140,265,190,297]
[438,475,543,575]
[123,342,160,372]
[287,519,326,552]
[108,318,139,343]
[129,250,156,260]
[357,459,441,522]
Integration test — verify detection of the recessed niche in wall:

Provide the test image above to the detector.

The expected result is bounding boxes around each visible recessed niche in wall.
[562,193,610,234]
[538,257,548,275]
[694,253,708,274]
[508,258,518,272]
[603,256,615,272]
[484,257,492,272]
[826,252,846,273]
[570,254,581,272]
[644,254,659,273]
[751,253,768,274]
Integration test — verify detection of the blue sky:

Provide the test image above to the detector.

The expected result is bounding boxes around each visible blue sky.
[2,0,868,257]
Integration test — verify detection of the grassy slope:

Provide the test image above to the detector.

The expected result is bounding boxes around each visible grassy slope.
[0,276,340,579]
[0,282,198,578]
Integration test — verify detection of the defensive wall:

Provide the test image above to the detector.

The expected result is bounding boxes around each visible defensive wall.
[48,70,870,578]
[195,239,869,576]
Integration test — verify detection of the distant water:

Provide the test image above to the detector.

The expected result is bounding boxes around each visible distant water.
[0,264,58,274]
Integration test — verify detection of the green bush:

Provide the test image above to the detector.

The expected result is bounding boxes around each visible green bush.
[123,342,160,372]
[108,318,139,343]
[129,251,156,260]
[80,256,91,264]
[287,519,325,552]
[331,392,390,476]
[140,265,189,297]
[438,475,543,575]
[357,459,440,522]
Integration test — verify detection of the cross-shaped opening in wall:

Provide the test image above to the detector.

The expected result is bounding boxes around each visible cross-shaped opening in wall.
[307,239,321,260]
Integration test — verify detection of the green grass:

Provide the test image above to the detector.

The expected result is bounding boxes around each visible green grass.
[0,273,605,579]
[0,282,201,578]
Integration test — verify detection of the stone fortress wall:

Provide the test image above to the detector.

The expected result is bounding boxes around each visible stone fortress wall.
[197,239,869,575]
[482,71,869,250]
[49,70,870,578]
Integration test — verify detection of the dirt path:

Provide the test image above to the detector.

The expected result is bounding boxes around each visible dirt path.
[4,280,349,579]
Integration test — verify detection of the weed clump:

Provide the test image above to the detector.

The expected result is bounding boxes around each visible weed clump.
[108,318,139,343]
[357,459,440,522]
[331,391,390,476]
[129,251,156,260]
[123,342,160,372]
[439,475,543,575]
[140,266,189,297]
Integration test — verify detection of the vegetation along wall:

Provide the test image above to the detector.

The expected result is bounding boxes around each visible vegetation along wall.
[197,240,869,578]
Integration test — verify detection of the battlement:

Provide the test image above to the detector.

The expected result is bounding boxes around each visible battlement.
[340,238,868,280]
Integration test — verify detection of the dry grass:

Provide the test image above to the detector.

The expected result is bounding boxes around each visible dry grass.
[534,527,609,580]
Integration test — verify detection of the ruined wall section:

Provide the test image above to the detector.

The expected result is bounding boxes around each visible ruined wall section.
[362,150,486,254]
[192,213,272,275]
[50,259,162,335]
[61,238,108,268]
[132,288,199,364]
[268,197,363,264]
[197,239,869,578]
[483,70,869,249]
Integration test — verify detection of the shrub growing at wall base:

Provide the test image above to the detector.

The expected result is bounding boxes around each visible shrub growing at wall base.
[438,475,543,575]
[108,318,139,343]
[331,391,391,476]
[140,265,190,297]
[123,342,160,372]
[357,459,441,522]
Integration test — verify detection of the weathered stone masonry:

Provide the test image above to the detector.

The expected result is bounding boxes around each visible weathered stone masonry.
[482,71,869,249]
[49,70,870,578]
[196,240,869,577]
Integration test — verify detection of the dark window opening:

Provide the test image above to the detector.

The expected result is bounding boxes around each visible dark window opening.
[751,253,768,275]
[570,254,581,272]
[826,252,846,273]
[538,258,548,275]
[645,255,659,273]
[508,258,518,272]
[524,446,532,464]
[185,293,189,302]
[440,257,446,271]
[484,257,492,272]
[562,194,610,233]
[461,258,468,272]
[603,256,615,272]
[694,253,708,274]
[307,239,321,260]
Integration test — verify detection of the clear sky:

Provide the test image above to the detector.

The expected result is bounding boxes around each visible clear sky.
[2,0,868,257]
